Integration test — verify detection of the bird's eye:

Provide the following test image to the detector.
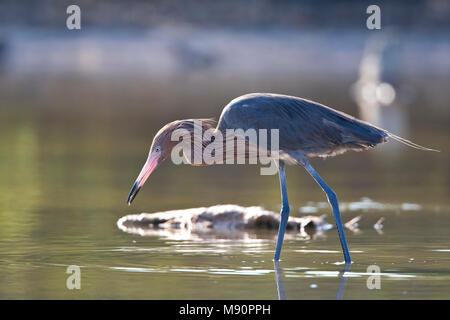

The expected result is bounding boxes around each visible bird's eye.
[155,146,161,152]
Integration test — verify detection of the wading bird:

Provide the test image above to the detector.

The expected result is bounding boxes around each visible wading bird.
[127,93,437,263]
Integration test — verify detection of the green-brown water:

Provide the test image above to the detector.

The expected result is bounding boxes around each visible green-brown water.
[0,78,449,299]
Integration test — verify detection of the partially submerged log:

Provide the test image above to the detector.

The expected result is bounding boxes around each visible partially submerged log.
[117,204,332,238]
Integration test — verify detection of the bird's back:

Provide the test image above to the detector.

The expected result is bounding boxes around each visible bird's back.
[217,93,388,158]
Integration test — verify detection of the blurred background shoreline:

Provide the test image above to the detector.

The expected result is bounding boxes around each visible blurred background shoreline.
[1,0,448,210]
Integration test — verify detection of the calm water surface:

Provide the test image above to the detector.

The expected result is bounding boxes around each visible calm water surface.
[0,107,448,299]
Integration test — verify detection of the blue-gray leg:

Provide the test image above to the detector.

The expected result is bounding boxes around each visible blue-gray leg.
[303,161,352,263]
[274,161,290,261]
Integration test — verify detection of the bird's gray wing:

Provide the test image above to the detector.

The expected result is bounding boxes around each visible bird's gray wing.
[218,93,387,156]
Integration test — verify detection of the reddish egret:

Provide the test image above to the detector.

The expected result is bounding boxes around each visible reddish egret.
[127,93,437,263]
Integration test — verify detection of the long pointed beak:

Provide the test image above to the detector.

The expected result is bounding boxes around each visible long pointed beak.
[127,153,160,205]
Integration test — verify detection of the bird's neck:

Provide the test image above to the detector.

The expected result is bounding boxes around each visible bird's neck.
[176,119,250,166]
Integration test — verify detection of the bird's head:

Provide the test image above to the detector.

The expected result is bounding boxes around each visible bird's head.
[126,119,215,205]
[126,121,181,205]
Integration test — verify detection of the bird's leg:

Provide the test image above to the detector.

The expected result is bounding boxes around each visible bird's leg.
[302,160,352,263]
[274,161,290,261]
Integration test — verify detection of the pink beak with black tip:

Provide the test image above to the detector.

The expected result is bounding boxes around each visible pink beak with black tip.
[127,153,160,205]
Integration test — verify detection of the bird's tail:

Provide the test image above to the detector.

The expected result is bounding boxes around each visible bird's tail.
[387,132,440,152]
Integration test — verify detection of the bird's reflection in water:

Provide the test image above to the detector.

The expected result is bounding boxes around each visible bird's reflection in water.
[273,261,286,300]
[273,261,352,300]
[336,262,352,300]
